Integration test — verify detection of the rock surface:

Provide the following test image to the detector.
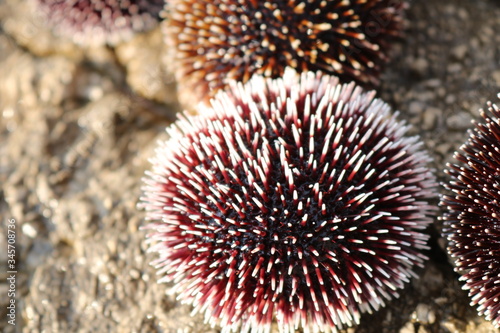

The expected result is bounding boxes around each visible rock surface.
[1,0,500,332]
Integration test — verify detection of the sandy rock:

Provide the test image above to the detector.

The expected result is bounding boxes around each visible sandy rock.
[2,0,500,332]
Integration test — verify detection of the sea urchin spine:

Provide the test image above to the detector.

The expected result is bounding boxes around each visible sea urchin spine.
[442,98,500,328]
[140,69,436,333]
[164,0,406,106]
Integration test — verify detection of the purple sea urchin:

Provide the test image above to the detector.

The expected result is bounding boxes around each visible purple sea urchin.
[441,99,500,328]
[36,0,164,45]
[164,0,406,106]
[140,70,436,332]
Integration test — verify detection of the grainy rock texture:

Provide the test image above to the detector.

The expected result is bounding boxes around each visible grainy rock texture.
[0,0,499,333]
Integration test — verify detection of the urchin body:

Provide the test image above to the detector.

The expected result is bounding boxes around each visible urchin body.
[442,101,500,327]
[141,70,436,332]
[164,0,405,106]
[36,0,164,45]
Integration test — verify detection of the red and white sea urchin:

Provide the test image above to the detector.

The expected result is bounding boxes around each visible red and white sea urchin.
[164,0,406,106]
[35,0,164,45]
[140,69,436,332]
[441,99,500,328]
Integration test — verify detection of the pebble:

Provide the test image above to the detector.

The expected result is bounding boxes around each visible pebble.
[399,322,415,333]
[3,0,500,332]
[129,269,141,280]
[410,58,429,78]
[447,63,463,74]
[408,101,426,116]
[492,70,500,86]
[422,106,440,130]
[447,111,473,130]
[451,45,468,61]
[413,303,437,325]
[22,222,38,238]
[445,94,457,105]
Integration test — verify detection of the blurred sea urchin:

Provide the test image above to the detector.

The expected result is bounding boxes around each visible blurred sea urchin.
[140,69,436,332]
[35,0,164,45]
[164,0,406,106]
[441,98,500,328]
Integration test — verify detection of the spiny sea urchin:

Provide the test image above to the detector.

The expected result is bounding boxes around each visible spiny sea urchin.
[35,0,164,45]
[164,0,406,106]
[140,69,436,333]
[441,98,500,328]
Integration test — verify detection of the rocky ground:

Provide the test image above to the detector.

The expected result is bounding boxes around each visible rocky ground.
[1,0,500,332]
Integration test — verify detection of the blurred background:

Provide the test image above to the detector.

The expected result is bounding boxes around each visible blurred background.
[1,0,500,332]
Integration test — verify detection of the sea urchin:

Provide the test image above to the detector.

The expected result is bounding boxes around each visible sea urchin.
[35,0,164,45]
[441,99,500,328]
[164,0,406,106]
[140,69,436,332]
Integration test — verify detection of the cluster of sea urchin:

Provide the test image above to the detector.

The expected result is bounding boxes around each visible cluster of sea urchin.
[164,0,406,106]
[140,69,437,333]
[441,100,500,328]
[35,0,164,45]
